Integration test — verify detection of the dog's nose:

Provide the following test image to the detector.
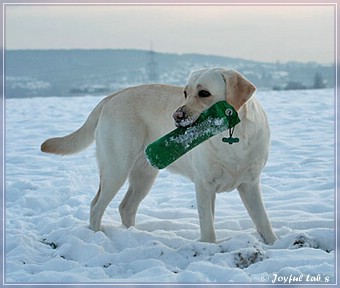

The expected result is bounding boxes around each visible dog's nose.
[173,108,185,122]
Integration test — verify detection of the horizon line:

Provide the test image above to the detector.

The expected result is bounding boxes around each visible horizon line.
[4,48,334,66]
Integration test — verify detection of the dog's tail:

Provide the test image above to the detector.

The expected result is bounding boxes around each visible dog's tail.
[41,95,112,155]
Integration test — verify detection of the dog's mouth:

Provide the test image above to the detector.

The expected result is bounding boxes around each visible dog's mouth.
[174,117,196,128]
[173,108,200,127]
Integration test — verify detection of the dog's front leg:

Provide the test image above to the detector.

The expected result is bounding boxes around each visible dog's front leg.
[195,183,217,243]
[237,181,277,244]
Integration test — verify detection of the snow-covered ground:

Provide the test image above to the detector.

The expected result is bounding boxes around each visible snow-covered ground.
[5,89,336,284]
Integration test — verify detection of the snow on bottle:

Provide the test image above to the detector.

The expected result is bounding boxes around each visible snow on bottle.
[145,101,241,169]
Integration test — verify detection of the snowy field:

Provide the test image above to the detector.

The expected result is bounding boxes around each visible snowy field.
[5,89,336,284]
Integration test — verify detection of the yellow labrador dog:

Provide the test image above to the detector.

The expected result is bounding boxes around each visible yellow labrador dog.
[41,68,277,244]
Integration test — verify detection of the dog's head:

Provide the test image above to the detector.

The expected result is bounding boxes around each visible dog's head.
[173,68,256,127]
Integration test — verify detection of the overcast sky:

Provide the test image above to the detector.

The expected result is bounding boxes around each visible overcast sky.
[5,4,335,64]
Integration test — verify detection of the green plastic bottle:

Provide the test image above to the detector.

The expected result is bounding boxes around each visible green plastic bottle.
[145,101,241,169]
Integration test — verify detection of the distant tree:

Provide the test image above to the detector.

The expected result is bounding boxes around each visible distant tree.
[272,85,282,91]
[313,72,326,89]
[284,81,307,90]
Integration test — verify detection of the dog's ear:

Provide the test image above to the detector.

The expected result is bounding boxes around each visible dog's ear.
[221,69,256,111]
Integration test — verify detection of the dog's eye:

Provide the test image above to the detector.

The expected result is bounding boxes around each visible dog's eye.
[183,91,187,99]
[198,90,211,98]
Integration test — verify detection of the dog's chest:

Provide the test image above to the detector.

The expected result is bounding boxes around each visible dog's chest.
[205,161,256,192]
[192,137,265,192]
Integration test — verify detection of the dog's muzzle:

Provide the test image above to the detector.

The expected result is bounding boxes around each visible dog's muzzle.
[173,107,196,127]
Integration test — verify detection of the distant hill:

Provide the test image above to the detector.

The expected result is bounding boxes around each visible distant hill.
[5,49,334,98]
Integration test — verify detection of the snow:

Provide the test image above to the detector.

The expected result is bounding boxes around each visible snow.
[169,117,227,147]
[5,89,336,284]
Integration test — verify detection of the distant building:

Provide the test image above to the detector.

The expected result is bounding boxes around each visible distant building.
[146,42,159,82]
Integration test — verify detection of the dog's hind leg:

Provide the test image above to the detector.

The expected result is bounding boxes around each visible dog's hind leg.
[90,135,135,231]
[90,164,129,231]
[119,155,158,227]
